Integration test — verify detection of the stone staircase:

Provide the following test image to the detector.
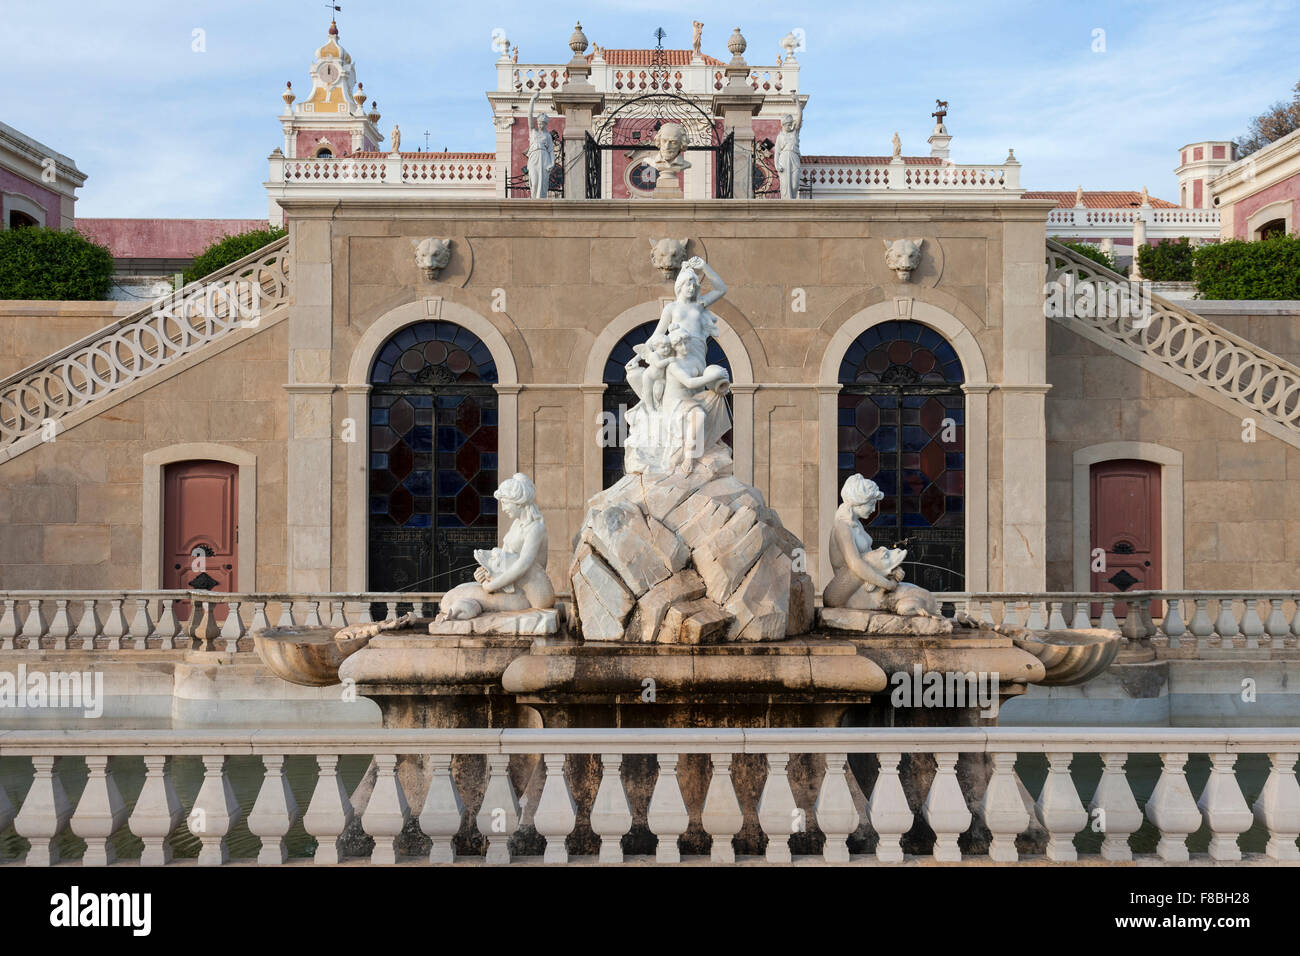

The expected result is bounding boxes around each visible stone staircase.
[0,237,291,463]
[1044,238,1300,449]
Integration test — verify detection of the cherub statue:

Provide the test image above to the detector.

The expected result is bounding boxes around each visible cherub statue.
[437,473,554,621]
[823,474,938,617]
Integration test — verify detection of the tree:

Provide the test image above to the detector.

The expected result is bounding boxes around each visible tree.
[1234,80,1300,156]
[184,225,286,284]
[0,227,114,300]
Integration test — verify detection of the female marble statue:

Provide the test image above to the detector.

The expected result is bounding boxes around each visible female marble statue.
[623,257,732,476]
[526,91,555,198]
[775,96,802,199]
[438,473,554,620]
[824,473,938,616]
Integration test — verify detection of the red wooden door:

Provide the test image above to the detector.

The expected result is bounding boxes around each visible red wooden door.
[1090,459,1161,617]
[163,461,238,620]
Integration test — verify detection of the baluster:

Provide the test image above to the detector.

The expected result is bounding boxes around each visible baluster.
[329,601,347,628]
[154,599,180,650]
[47,599,72,650]
[534,753,577,863]
[0,598,18,649]
[869,752,913,863]
[923,753,971,862]
[250,600,270,635]
[219,601,245,651]
[648,753,690,863]
[1098,597,1118,631]
[0,771,13,834]
[1121,599,1144,641]
[591,754,633,863]
[1197,754,1252,862]
[193,600,219,651]
[71,756,128,865]
[1026,600,1047,631]
[1189,596,1213,641]
[1088,753,1142,861]
[1214,598,1238,646]
[129,755,183,865]
[363,754,411,865]
[1139,597,1156,639]
[248,754,300,865]
[979,752,1030,862]
[356,602,374,624]
[1251,751,1300,861]
[1162,597,1185,648]
[1070,600,1091,630]
[1145,752,1201,862]
[1265,598,1289,644]
[303,600,323,627]
[193,754,242,865]
[15,756,73,865]
[1290,598,1300,646]
[702,753,743,863]
[277,600,296,627]
[125,598,152,650]
[476,754,519,864]
[1001,602,1022,628]
[1047,601,1067,631]
[304,754,354,865]
[816,752,859,863]
[757,752,800,863]
[418,754,463,864]
[1240,599,1264,649]
[385,601,398,621]
[21,599,47,648]
[1035,752,1087,861]
[102,598,128,650]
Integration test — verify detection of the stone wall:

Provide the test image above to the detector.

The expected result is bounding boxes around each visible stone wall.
[1045,320,1299,590]
[0,323,289,590]
[0,301,135,379]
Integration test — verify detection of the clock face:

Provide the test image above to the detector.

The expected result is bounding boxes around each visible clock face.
[319,62,340,85]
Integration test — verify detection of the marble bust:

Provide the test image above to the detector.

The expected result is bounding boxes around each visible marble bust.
[824,473,938,617]
[653,123,691,176]
[437,473,554,621]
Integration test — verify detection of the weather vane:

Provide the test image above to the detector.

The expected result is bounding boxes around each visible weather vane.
[424,130,431,150]
[324,2,341,18]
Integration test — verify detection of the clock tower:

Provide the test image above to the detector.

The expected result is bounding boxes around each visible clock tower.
[277,19,383,159]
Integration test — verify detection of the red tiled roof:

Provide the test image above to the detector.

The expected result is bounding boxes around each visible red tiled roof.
[587,49,726,67]
[350,151,495,160]
[804,155,944,166]
[1022,190,1179,209]
[75,218,269,259]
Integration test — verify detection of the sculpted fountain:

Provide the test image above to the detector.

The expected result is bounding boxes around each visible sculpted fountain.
[254,253,1117,857]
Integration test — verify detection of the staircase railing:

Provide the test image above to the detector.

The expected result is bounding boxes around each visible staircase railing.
[0,237,291,456]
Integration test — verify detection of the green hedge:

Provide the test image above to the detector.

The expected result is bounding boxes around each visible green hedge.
[184,225,286,284]
[0,227,114,300]
[1137,237,1195,282]
[1054,238,1121,273]
[1194,235,1300,299]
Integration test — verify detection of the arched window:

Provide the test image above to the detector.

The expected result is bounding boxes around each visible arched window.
[314,145,334,158]
[837,320,965,591]
[601,320,732,489]
[368,321,498,601]
[8,210,38,229]
[1256,218,1287,240]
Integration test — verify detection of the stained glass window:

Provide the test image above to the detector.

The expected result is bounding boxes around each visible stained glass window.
[368,322,498,601]
[837,321,965,591]
[601,320,733,489]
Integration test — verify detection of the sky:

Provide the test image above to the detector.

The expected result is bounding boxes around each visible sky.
[5,0,1297,218]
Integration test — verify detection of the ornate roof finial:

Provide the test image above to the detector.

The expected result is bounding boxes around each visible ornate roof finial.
[328,18,339,37]
[569,21,589,55]
[282,81,295,108]
[728,27,747,57]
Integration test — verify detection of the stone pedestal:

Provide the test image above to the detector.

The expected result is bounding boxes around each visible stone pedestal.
[651,166,685,199]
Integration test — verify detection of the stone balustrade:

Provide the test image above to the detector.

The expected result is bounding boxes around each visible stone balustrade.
[268,153,499,197]
[0,727,1295,865]
[801,157,1022,195]
[2,589,1297,658]
[1045,206,1221,241]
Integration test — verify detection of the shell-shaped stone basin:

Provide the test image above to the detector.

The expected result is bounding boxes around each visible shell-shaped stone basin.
[1010,627,1120,686]
[252,625,372,687]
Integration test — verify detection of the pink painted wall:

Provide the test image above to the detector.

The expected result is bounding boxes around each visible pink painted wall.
[0,166,63,227]
[75,219,268,259]
[1231,173,1300,238]
[509,115,566,194]
[295,128,355,157]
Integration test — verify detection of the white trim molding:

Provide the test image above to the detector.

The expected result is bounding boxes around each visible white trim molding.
[345,297,520,593]
[1246,199,1293,239]
[142,443,258,592]
[1071,441,1184,593]
[818,298,991,592]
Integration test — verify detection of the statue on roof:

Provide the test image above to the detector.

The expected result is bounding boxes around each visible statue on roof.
[526,91,554,198]
[775,93,803,199]
[390,124,400,152]
[891,132,902,159]
[692,21,703,54]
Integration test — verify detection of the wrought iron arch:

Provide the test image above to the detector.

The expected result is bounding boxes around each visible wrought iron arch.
[591,91,724,148]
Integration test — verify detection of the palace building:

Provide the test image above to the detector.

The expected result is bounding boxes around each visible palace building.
[2,18,1297,621]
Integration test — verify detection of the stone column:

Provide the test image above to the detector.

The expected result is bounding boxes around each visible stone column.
[815,383,842,590]
[729,383,756,486]
[551,23,604,200]
[1130,214,1147,280]
[343,384,371,598]
[580,383,606,504]
[961,383,993,592]
[1000,216,1051,591]
[711,31,764,199]
[285,216,336,593]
